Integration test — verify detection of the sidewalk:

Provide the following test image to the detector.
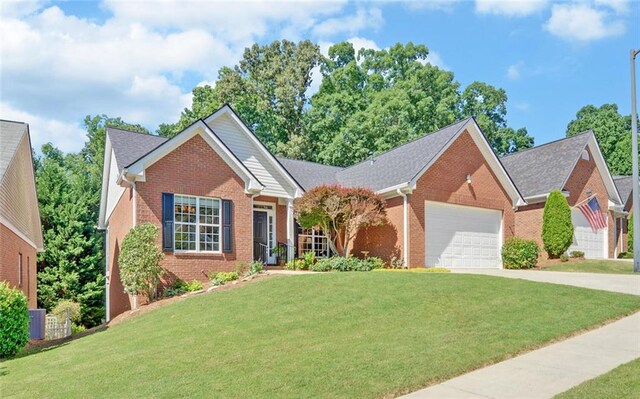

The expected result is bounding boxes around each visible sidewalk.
[400,312,640,399]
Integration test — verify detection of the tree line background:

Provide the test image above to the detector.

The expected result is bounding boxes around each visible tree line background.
[33,40,635,327]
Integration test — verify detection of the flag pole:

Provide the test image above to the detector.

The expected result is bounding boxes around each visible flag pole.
[631,49,639,273]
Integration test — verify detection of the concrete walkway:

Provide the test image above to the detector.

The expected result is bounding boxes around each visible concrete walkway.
[450,269,640,296]
[401,312,640,399]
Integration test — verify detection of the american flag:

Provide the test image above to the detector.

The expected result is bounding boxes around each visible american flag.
[577,197,607,232]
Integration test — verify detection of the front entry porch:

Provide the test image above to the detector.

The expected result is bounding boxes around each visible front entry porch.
[252,198,296,265]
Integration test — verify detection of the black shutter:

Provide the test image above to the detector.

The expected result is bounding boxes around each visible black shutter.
[222,200,233,253]
[162,193,174,251]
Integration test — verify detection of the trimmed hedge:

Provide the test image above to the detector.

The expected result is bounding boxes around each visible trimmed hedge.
[0,282,29,358]
[373,268,450,273]
[309,256,384,272]
[502,237,539,269]
[542,191,574,258]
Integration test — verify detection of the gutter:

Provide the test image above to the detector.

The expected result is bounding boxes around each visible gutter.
[397,189,409,268]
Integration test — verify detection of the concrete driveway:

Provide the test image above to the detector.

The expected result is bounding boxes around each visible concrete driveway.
[451,268,640,296]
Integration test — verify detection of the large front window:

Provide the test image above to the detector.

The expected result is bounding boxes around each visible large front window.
[298,227,329,258]
[174,195,220,252]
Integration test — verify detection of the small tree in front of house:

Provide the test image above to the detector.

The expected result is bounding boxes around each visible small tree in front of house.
[294,185,387,257]
[542,190,574,258]
[118,223,165,306]
[628,214,633,252]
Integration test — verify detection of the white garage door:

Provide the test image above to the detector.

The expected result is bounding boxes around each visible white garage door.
[425,201,502,268]
[569,209,606,259]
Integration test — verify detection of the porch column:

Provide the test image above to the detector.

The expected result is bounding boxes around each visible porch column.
[286,198,295,261]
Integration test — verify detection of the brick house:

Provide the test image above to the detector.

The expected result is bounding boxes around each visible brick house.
[0,120,44,308]
[501,132,624,259]
[613,175,633,255]
[99,105,625,319]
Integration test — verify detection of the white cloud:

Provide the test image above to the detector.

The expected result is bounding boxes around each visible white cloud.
[475,0,549,16]
[313,7,384,37]
[594,0,629,13]
[425,50,448,70]
[0,102,86,153]
[0,1,385,153]
[514,101,530,111]
[346,37,380,52]
[545,3,625,42]
[507,62,524,80]
[404,0,461,12]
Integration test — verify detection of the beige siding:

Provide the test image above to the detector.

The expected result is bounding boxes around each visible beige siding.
[207,113,294,198]
[0,132,43,249]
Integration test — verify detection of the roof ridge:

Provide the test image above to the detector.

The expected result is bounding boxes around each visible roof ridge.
[338,117,472,173]
[106,126,164,139]
[278,156,344,170]
[501,130,592,159]
[0,119,27,125]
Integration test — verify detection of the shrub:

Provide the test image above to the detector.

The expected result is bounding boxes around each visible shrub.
[629,215,633,252]
[309,256,384,272]
[302,251,316,269]
[163,286,185,297]
[389,256,405,269]
[118,223,165,302]
[71,324,86,334]
[51,300,82,324]
[617,252,633,259]
[249,261,264,275]
[211,272,239,282]
[569,251,585,258]
[501,237,539,269]
[183,280,204,292]
[285,259,305,270]
[234,261,247,276]
[542,191,574,258]
[0,282,29,358]
[559,254,569,262]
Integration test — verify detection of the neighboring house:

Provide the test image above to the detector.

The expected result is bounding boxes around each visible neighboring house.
[0,120,44,308]
[500,132,623,259]
[613,175,633,255]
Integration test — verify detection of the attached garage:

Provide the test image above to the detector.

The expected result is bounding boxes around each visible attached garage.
[425,201,503,268]
[569,209,606,259]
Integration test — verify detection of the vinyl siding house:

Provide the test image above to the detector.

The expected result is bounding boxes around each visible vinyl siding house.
[99,104,624,319]
[613,175,633,255]
[0,120,44,308]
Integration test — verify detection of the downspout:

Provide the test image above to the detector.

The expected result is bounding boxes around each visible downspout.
[397,189,409,268]
[121,172,137,227]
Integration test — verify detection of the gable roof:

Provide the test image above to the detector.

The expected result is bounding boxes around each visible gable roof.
[334,119,471,192]
[107,127,168,170]
[277,157,341,190]
[614,175,633,207]
[0,120,28,183]
[500,132,592,199]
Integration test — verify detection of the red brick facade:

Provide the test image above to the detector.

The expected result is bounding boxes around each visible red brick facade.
[514,147,614,258]
[354,130,516,268]
[107,188,134,319]
[0,223,37,308]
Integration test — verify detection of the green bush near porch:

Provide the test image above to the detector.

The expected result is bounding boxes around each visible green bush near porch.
[542,190,574,258]
[502,237,539,269]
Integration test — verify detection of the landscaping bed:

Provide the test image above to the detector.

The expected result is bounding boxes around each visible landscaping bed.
[2,273,640,398]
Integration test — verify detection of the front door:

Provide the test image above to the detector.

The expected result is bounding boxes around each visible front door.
[253,211,268,262]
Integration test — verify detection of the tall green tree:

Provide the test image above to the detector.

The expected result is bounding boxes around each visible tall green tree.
[542,190,574,258]
[36,116,150,327]
[566,104,633,175]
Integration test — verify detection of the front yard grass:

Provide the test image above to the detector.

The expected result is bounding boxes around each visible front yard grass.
[2,273,640,398]
[554,358,640,399]
[541,259,637,275]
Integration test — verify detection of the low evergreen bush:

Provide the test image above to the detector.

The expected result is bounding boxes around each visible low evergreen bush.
[542,191,574,258]
[51,300,82,324]
[569,251,584,258]
[309,256,384,272]
[0,282,29,358]
[502,237,539,269]
[559,254,569,262]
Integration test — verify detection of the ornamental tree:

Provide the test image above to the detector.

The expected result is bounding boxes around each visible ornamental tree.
[294,185,387,257]
[118,223,165,305]
[542,190,574,258]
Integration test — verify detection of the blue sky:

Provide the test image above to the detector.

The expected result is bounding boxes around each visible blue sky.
[1,0,638,154]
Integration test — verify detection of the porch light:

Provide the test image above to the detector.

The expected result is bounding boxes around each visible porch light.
[466,173,472,184]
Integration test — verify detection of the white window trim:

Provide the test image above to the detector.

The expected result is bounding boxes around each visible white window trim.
[18,253,23,287]
[298,227,330,258]
[174,194,222,254]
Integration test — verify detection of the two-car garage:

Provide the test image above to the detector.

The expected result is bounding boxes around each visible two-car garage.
[425,201,503,269]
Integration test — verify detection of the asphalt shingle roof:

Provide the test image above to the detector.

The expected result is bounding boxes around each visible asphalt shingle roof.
[107,127,168,170]
[500,132,592,198]
[334,118,471,191]
[276,157,341,190]
[0,120,28,183]
[614,175,633,206]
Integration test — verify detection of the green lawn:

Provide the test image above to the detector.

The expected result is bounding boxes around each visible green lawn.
[542,259,637,275]
[2,273,640,398]
[555,358,640,399]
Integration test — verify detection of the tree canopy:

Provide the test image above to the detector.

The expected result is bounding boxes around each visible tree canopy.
[162,40,534,166]
[566,104,633,175]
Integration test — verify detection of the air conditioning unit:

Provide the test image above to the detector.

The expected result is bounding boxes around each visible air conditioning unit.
[28,309,46,340]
